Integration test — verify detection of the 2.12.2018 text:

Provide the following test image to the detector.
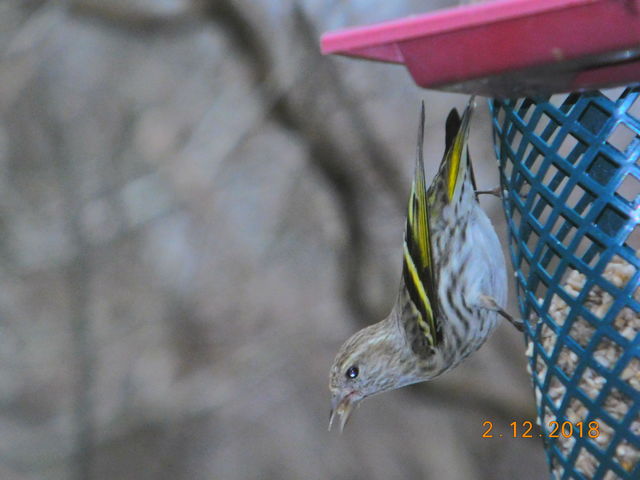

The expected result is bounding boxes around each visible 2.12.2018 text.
[482,420,600,438]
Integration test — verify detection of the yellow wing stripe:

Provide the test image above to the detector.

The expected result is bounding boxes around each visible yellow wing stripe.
[410,184,430,268]
[446,142,462,201]
[446,99,474,202]
[403,242,436,345]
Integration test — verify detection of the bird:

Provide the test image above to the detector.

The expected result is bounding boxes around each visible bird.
[328,98,521,432]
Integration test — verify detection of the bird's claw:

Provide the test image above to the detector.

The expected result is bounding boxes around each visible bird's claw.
[475,186,502,198]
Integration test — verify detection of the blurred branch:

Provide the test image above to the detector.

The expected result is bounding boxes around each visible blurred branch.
[0,1,68,110]
[69,0,197,35]
[290,4,406,212]
[63,0,402,326]
[41,97,95,480]
[200,0,378,325]
[3,0,68,59]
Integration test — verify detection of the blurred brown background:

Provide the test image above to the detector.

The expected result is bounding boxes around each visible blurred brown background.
[0,1,547,479]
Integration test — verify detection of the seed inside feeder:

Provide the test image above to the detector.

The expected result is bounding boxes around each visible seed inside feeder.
[529,256,640,477]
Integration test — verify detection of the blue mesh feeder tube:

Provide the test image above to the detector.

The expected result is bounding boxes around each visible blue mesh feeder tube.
[491,87,640,479]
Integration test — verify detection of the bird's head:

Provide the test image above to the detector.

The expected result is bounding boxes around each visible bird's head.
[328,319,430,432]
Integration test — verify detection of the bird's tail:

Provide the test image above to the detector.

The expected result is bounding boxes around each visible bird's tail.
[441,96,476,207]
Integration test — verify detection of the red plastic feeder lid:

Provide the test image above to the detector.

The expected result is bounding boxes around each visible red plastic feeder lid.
[321,0,640,97]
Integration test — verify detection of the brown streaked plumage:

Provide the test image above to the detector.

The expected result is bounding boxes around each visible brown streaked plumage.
[329,98,520,432]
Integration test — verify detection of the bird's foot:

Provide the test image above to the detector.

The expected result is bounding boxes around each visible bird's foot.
[475,186,502,198]
[478,294,524,332]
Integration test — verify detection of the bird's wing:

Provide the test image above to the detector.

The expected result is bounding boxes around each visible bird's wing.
[402,102,441,347]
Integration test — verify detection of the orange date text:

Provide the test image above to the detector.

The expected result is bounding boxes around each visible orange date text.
[482,420,600,438]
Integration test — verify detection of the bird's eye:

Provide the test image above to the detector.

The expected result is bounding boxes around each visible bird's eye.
[345,366,359,379]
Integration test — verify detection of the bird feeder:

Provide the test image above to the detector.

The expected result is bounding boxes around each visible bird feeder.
[321,1,640,478]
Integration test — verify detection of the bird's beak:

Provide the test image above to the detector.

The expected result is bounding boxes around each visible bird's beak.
[328,392,360,432]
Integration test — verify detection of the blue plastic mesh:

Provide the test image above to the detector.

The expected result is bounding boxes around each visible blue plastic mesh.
[490,86,640,479]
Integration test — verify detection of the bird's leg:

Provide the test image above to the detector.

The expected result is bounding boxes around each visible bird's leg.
[475,186,502,198]
[477,294,524,331]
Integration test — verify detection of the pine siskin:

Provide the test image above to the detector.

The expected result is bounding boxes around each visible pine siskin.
[329,98,521,432]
